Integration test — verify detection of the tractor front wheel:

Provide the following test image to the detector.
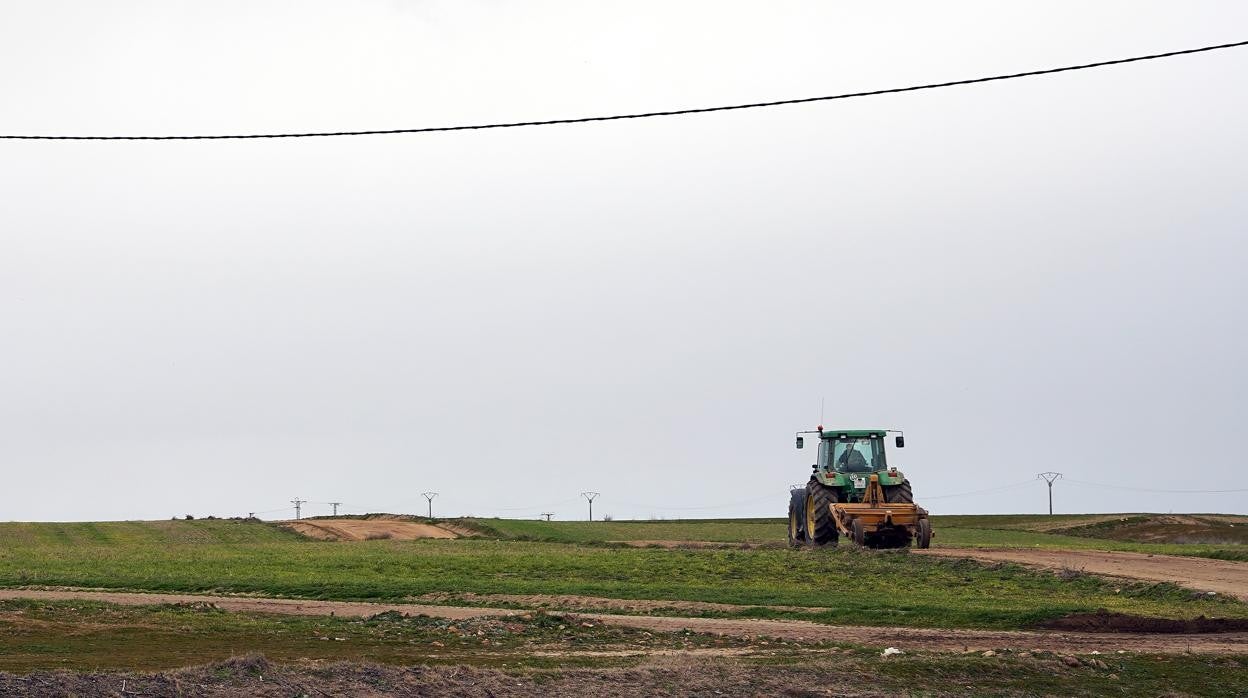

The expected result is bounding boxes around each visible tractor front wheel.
[804,481,839,547]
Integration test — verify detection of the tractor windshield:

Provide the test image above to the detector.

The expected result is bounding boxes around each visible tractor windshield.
[830,437,886,473]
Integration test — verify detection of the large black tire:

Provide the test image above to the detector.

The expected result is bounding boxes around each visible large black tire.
[786,490,807,548]
[804,481,839,547]
[884,481,913,504]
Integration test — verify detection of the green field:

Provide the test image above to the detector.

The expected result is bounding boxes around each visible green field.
[465,517,784,543]
[466,514,1248,561]
[0,518,1243,631]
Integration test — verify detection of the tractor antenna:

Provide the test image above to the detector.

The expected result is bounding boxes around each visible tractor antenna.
[819,397,825,426]
[1036,472,1062,515]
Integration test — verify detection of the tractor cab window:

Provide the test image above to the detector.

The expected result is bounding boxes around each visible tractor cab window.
[830,437,885,473]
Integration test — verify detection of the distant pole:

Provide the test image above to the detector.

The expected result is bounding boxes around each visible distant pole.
[1037,473,1062,515]
[329,502,342,516]
[581,492,600,521]
[541,513,553,522]
[422,492,438,519]
[291,498,307,520]
[248,512,255,519]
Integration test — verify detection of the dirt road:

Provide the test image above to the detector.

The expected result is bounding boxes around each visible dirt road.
[3,588,1246,654]
[918,547,1248,600]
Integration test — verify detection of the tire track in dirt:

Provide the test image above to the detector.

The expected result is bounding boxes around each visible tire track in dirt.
[917,547,1248,600]
[2,588,1246,654]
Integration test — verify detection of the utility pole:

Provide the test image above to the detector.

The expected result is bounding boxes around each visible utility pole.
[291,498,307,520]
[422,492,438,519]
[248,512,255,519]
[329,502,342,516]
[1037,472,1062,515]
[581,492,600,521]
[541,513,553,522]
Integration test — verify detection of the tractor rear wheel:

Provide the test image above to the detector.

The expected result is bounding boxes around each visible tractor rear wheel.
[804,481,839,547]
[884,481,913,503]
[915,518,932,549]
[786,490,806,548]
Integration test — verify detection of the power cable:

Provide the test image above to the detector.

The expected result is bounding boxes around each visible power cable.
[249,506,294,515]
[3,39,1245,141]
[1063,478,1248,494]
[921,480,1037,500]
[490,498,583,512]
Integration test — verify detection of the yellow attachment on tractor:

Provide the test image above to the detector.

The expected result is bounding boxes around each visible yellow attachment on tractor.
[830,473,932,548]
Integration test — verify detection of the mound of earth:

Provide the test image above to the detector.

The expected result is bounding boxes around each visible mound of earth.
[282,518,458,541]
[1056,514,1248,545]
[1043,609,1248,633]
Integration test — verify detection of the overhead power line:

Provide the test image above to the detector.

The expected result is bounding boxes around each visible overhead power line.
[1063,478,1248,494]
[921,480,1036,500]
[3,39,1245,141]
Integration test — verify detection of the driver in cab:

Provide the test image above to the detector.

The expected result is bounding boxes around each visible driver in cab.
[837,446,871,473]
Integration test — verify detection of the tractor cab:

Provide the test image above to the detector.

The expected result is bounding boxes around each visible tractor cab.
[820,433,887,474]
[794,428,908,503]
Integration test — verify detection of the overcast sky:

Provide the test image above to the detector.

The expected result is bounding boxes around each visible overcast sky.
[2,1,1246,522]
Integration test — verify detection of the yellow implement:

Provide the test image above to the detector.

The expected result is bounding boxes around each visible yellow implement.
[830,473,932,548]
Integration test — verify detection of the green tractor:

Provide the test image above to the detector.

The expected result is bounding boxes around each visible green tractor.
[787,427,930,548]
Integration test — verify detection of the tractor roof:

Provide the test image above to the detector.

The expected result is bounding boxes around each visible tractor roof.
[819,429,887,438]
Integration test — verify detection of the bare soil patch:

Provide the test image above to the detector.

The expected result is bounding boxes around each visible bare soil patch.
[610,540,785,550]
[415,592,823,614]
[2,588,1246,654]
[1009,515,1134,532]
[0,589,513,620]
[918,547,1248,600]
[0,656,957,698]
[282,519,458,541]
[1042,609,1248,633]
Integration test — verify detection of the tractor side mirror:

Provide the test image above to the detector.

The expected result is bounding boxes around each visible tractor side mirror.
[796,436,804,449]
[895,435,905,448]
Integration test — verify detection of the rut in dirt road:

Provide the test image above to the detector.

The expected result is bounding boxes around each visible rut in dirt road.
[3,588,1246,655]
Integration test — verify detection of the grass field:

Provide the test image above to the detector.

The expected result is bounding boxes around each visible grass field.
[464,517,783,543]
[0,518,1243,630]
[465,513,1248,561]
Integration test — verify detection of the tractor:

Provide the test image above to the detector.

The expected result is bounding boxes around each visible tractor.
[787,427,931,549]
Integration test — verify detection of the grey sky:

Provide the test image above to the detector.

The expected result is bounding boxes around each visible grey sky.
[2,1,1246,521]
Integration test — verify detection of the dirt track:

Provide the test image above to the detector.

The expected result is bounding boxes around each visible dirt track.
[918,547,1248,600]
[4,588,1246,654]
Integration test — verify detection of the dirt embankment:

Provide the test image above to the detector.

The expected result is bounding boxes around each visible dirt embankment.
[282,519,459,541]
[917,547,1248,601]
[1042,609,1248,633]
[1056,514,1248,546]
[3,588,1246,654]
